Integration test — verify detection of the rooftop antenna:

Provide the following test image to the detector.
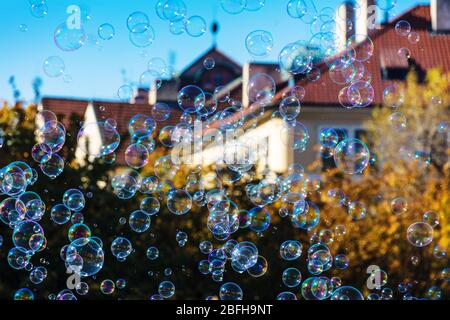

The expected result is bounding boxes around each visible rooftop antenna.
[383,0,392,24]
[211,2,219,48]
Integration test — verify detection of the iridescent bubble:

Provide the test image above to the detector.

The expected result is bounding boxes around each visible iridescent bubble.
[279,96,301,121]
[330,286,364,300]
[117,85,134,101]
[140,197,160,216]
[245,30,273,57]
[347,34,373,62]
[129,26,155,47]
[279,41,313,74]
[282,267,302,288]
[77,122,121,157]
[111,237,133,260]
[63,189,85,212]
[348,201,366,221]
[100,279,115,295]
[383,84,404,108]
[221,0,246,14]
[347,81,374,107]
[151,102,171,121]
[280,121,309,151]
[43,56,65,78]
[54,23,86,51]
[98,23,115,40]
[7,247,30,270]
[176,230,188,247]
[423,211,439,228]
[129,210,151,233]
[408,32,420,44]
[177,85,206,113]
[319,128,339,148]
[334,254,349,270]
[30,1,48,18]
[66,237,104,277]
[185,16,206,37]
[277,291,297,300]
[127,12,150,33]
[231,241,258,272]
[407,222,433,247]
[334,138,370,174]
[51,204,71,225]
[248,207,271,233]
[247,255,268,277]
[125,143,149,169]
[246,0,265,11]
[219,282,243,300]
[13,220,44,253]
[247,73,276,104]
[280,240,302,260]
[158,281,175,299]
[146,246,159,260]
[395,20,411,36]
[388,112,407,131]
[203,57,215,70]
[14,288,34,300]
[167,189,192,215]
[68,223,91,242]
[391,197,408,215]
[163,0,186,21]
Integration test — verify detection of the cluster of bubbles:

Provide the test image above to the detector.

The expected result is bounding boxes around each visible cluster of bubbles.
[4,0,449,301]
[155,1,206,37]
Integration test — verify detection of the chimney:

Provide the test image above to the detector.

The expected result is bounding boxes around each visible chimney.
[355,0,377,39]
[431,0,450,32]
[336,1,356,51]
[133,88,150,104]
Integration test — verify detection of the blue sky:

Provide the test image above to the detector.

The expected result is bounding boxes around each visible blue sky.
[0,0,425,103]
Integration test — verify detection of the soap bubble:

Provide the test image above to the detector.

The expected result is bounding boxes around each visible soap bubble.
[407,222,433,247]
[43,56,65,78]
[247,73,276,104]
[248,207,271,233]
[167,189,192,215]
[63,189,85,212]
[177,85,206,113]
[158,281,175,298]
[395,20,411,36]
[146,246,159,260]
[100,279,115,295]
[66,237,104,277]
[111,237,133,260]
[330,286,364,300]
[163,0,187,21]
[391,197,408,215]
[185,16,207,37]
[14,288,34,300]
[68,223,91,242]
[54,23,86,51]
[176,230,188,246]
[152,102,171,121]
[282,268,302,287]
[129,26,155,47]
[219,282,243,300]
[247,255,268,277]
[129,210,151,233]
[334,139,370,174]
[423,211,439,228]
[77,122,120,157]
[125,143,149,169]
[127,12,150,33]
[51,204,71,225]
[98,23,115,40]
[246,30,273,57]
[280,240,302,260]
[140,197,160,215]
[221,0,246,14]
[279,96,301,121]
[203,57,215,70]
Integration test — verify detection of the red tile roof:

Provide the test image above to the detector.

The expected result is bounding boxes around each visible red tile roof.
[41,97,88,128]
[278,5,450,106]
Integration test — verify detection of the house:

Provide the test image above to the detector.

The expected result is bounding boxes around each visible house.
[39,1,450,174]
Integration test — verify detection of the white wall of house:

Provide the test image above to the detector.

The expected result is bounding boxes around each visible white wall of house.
[75,102,103,165]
